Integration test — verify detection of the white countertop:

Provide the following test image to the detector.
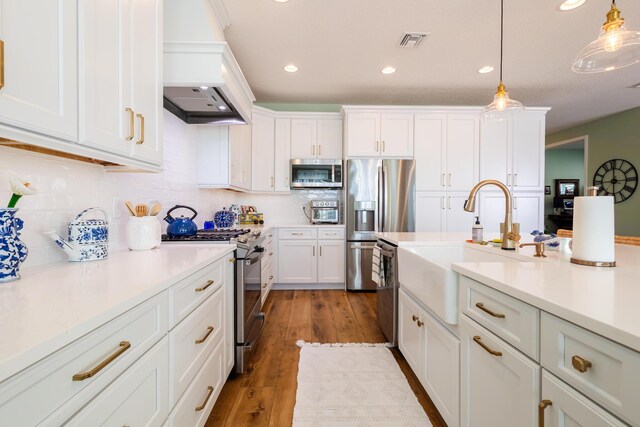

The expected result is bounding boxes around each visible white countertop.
[0,244,235,383]
[390,232,640,353]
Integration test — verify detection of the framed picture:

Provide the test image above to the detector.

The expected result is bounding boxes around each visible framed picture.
[545,186,551,195]
[555,179,580,198]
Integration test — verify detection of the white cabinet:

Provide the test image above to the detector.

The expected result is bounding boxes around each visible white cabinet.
[277,239,317,284]
[415,113,479,192]
[540,370,627,427]
[416,192,474,233]
[317,240,345,283]
[460,315,540,427]
[274,119,292,192]
[277,227,345,285]
[479,192,543,234]
[290,117,343,160]
[0,0,78,141]
[479,110,547,191]
[79,0,162,164]
[398,289,460,427]
[230,125,252,190]
[251,111,276,192]
[197,126,229,187]
[345,112,413,158]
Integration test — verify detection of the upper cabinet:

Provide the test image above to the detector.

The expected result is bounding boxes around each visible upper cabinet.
[0,0,78,141]
[479,110,547,191]
[290,116,342,160]
[79,0,162,165]
[344,110,414,158]
[0,0,163,169]
[414,112,479,192]
[274,119,292,192]
[251,111,276,192]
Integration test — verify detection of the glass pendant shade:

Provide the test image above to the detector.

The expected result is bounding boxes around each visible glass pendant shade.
[482,82,523,120]
[573,3,640,73]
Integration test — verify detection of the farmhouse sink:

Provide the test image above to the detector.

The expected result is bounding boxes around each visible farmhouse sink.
[398,245,531,325]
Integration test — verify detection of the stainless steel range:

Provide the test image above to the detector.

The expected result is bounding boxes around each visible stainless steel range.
[160,228,267,373]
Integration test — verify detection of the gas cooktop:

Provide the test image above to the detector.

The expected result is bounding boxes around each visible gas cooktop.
[161,228,251,242]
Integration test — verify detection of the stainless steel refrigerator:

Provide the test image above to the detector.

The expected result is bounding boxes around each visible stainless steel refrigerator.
[346,159,415,291]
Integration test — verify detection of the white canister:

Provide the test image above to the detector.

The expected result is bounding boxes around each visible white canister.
[126,216,161,251]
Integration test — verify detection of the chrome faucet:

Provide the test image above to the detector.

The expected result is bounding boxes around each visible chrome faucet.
[464,180,521,250]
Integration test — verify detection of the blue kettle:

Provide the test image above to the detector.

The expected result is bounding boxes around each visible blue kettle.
[164,205,198,236]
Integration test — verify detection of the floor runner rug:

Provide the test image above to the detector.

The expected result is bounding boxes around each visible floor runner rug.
[293,341,432,426]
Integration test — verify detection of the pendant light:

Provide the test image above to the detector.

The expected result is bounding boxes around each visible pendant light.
[572,1,640,73]
[482,0,524,120]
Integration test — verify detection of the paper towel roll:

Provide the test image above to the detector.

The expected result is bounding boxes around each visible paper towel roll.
[571,195,616,266]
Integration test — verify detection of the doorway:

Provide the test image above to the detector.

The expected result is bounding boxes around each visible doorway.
[544,136,588,233]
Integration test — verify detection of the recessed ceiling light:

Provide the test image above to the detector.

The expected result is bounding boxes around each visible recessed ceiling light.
[219,105,227,110]
[559,0,586,11]
[284,64,298,73]
[381,66,396,75]
[199,86,209,90]
[273,0,289,3]
[477,66,495,74]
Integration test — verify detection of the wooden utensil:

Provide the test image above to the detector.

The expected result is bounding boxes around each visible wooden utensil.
[135,204,147,217]
[147,200,162,216]
[124,200,137,216]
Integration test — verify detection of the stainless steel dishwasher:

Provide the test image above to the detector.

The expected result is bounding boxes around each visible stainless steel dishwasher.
[375,238,398,346]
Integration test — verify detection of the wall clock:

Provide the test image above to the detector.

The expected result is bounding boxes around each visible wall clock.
[593,159,637,203]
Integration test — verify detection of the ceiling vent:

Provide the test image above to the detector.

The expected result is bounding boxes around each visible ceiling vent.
[399,32,429,48]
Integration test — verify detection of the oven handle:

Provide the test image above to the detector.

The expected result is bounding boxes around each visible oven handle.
[242,312,266,350]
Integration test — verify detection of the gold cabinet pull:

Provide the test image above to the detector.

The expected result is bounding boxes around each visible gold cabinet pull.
[412,315,419,322]
[313,246,315,256]
[125,108,134,141]
[269,275,274,280]
[195,279,214,292]
[375,141,379,152]
[319,245,323,256]
[0,40,5,90]
[229,258,236,263]
[72,341,131,381]
[538,400,552,427]
[262,283,267,288]
[135,113,145,144]
[195,386,214,411]
[473,336,502,356]
[571,355,592,373]
[312,145,315,156]
[318,144,321,156]
[416,320,424,327]
[475,302,506,318]
[195,326,214,344]
[382,140,385,152]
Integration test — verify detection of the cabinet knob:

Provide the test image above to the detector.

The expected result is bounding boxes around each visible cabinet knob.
[571,355,592,373]
[416,320,424,327]
[412,315,419,322]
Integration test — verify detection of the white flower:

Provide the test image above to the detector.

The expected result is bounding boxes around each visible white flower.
[8,171,36,196]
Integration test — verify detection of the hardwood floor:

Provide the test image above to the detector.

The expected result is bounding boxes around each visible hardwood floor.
[206,290,447,427]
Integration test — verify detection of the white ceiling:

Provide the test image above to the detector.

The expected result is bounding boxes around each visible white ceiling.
[222,0,640,133]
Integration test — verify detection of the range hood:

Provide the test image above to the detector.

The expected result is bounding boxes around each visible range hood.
[163,0,255,125]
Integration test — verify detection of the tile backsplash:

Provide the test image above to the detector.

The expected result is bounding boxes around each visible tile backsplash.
[1,111,344,270]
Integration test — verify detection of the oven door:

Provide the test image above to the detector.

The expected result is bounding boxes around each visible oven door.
[290,160,343,188]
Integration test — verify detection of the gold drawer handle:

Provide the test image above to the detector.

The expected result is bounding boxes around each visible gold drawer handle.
[72,341,131,381]
[195,279,214,292]
[412,315,419,322]
[135,113,145,144]
[571,355,592,373]
[538,400,552,427]
[475,302,506,318]
[195,386,214,411]
[195,326,214,344]
[473,336,502,356]
[125,108,134,141]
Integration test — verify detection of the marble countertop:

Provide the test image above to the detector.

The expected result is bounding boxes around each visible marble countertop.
[0,244,235,383]
[384,232,640,352]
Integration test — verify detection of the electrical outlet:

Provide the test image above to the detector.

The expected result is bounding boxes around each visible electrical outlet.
[112,198,122,219]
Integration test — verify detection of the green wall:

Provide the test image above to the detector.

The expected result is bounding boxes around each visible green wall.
[547,107,640,236]
[255,103,342,113]
[544,149,585,233]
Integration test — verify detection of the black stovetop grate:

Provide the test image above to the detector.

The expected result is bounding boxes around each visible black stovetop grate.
[161,228,251,242]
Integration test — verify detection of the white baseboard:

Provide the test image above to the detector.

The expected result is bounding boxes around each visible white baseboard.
[272,283,345,290]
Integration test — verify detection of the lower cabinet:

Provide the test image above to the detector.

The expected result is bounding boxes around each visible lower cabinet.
[66,337,169,426]
[277,228,345,286]
[540,370,627,427]
[460,314,540,427]
[398,289,460,427]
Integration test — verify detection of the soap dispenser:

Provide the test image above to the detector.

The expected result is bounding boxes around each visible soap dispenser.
[472,216,483,243]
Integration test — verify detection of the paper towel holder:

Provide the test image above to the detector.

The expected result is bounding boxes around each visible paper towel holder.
[570,186,617,267]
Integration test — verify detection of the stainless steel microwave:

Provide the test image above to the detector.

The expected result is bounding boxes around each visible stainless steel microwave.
[290,159,343,189]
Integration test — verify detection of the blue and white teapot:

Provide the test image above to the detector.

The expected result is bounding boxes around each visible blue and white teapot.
[45,208,109,262]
